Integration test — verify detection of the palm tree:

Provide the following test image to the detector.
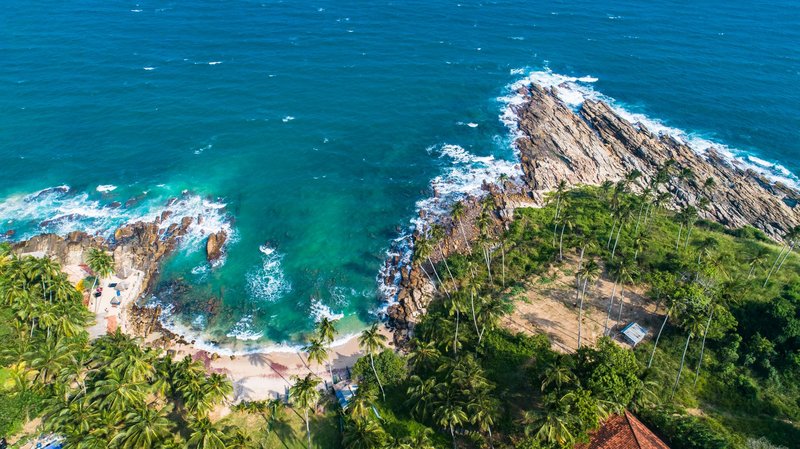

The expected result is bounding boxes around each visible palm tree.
[225,429,252,449]
[671,301,705,400]
[468,389,499,449]
[521,406,575,448]
[317,317,338,345]
[574,231,596,289]
[304,337,332,381]
[186,417,227,449]
[348,386,378,422]
[745,246,770,279]
[433,391,468,449]
[577,260,601,348]
[476,208,494,281]
[476,297,511,345]
[615,261,637,325]
[431,224,457,288]
[450,201,471,253]
[414,235,448,297]
[557,208,575,261]
[611,204,633,260]
[540,358,576,393]
[550,180,568,246]
[86,248,114,313]
[343,418,387,449]
[408,340,440,372]
[112,406,173,449]
[290,373,322,448]
[693,301,719,387]
[763,226,800,287]
[358,323,387,400]
[648,295,677,369]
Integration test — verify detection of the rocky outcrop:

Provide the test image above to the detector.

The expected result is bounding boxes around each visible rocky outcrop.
[15,214,194,297]
[206,231,227,263]
[386,83,800,338]
[514,84,800,239]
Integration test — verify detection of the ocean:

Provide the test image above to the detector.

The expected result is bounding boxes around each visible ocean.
[2,0,798,351]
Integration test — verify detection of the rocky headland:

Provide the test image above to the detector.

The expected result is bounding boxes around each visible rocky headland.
[386,83,800,341]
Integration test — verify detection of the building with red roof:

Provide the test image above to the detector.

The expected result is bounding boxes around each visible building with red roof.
[577,411,670,449]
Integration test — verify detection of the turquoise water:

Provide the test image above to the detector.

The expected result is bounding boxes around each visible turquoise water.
[2,0,798,350]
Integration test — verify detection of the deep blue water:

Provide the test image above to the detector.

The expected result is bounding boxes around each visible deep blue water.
[1,0,798,350]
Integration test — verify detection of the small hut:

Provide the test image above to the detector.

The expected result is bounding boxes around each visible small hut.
[621,322,648,347]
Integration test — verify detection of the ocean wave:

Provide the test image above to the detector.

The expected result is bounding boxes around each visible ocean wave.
[500,68,799,190]
[310,298,345,323]
[0,185,235,258]
[245,244,291,303]
[226,315,263,341]
[414,144,518,223]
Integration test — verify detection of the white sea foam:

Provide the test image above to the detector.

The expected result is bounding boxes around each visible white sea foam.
[226,315,263,341]
[310,298,345,322]
[467,122,479,128]
[246,245,291,303]
[143,67,155,71]
[96,184,117,193]
[497,69,799,190]
[282,116,295,122]
[208,61,222,65]
[0,185,235,258]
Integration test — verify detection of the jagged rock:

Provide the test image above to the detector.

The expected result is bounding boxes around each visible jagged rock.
[206,231,227,262]
[513,84,800,239]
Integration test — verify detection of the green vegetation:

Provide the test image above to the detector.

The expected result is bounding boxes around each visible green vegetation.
[338,167,799,448]
[2,162,799,449]
[0,246,243,448]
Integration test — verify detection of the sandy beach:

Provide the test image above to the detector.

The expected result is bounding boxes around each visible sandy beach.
[59,259,393,403]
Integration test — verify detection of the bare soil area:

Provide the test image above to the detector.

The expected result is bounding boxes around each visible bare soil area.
[501,254,664,353]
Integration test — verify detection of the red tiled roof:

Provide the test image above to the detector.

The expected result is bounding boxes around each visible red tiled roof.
[576,411,670,449]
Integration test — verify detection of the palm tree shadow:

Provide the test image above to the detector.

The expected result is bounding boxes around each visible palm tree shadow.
[232,378,256,402]
[271,416,296,449]
[248,352,269,367]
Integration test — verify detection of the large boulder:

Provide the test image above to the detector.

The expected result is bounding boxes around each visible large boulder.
[206,231,227,263]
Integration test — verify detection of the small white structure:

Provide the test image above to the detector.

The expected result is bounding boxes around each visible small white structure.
[621,322,648,347]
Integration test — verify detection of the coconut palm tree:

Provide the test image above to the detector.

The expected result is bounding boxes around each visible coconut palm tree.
[648,294,677,369]
[540,357,575,393]
[611,204,633,260]
[603,260,635,335]
[746,246,770,279]
[550,180,568,246]
[348,386,378,422]
[186,417,227,449]
[431,224,457,288]
[317,316,338,345]
[433,389,468,449]
[450,201,471,253]
[406,375,437,420]
[225,429,252,449]
[343,418,387,449]
[577,260,601,348]
[111,406,173,449]
[671,301,705,400]
[408,340,440,372]
[414,235,448,297]
[476,208,494,281]
[358,323,387,400]
[304,337,332,381]
[86,248,114,313]
[476,296,511,345]
[290,373,321,448]
[763,226,800,287]
[469,389,499,449]
[557,208,575,262]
